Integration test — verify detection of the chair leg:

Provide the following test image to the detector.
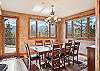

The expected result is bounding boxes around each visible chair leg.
[68,57,70,65]
[29,60,31,71]
[42,54,43,60]
[77,54,78,64]
[73,56,74,65]
[39,59,41,69]
[64,58,65,67]
[36,60,37,64]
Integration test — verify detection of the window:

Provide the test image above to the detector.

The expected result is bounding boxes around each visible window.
[67,20,73,37]
[50,23,56,37]
[29,18,57,38]
[89,16,96,38]
[82,17,87,37]
[37,20,49,37]
[66,15,96,39]
[30,19,36,37]
[4,17,17,53]
[73,19,81,38]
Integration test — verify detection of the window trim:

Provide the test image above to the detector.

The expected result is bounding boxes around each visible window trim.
[3,15,20,55]
[28,17,57,39]
[66,15,95,40]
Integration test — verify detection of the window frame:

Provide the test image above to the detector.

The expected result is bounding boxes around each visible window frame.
[66,15,95,40]
[66,20,73,38]
[28,18,57,39]
[49,23,57,38]
[37,20,49,38]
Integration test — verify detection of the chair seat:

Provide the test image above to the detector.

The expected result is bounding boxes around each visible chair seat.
[31,54,41,60]
[45,56,52,61]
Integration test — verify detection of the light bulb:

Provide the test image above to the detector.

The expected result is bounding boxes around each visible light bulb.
[54,16,57,20]
[58,18,61,21]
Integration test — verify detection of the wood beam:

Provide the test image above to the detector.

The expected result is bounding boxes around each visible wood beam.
[95,0,100,71]
[0,10,4,56]
[65,9,95,20]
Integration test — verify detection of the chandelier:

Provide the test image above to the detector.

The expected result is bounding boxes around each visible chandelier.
[45,5,61,23]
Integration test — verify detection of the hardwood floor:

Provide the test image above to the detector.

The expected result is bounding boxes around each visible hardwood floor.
[32,55,87,71]
[39,64,87,71]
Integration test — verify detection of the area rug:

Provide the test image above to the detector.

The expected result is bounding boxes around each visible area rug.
[74,60,87,70]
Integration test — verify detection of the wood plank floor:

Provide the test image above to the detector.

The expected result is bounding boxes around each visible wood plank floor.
[31,55,87,71]
[39,64,87,71]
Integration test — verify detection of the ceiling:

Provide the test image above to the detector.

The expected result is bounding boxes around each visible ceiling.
[0,0,95,18]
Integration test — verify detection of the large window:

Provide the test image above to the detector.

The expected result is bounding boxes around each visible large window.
[67,20,73,37]
[73,19,81,38]
[30,19,36,37]
[82,17,87,37]
[29,19,56,38]
[37,20,49,37]
[66,15,96,39]
[4,17,17,53]
[89,16,96,38]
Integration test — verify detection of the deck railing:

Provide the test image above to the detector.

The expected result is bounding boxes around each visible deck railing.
[5,37,16,45]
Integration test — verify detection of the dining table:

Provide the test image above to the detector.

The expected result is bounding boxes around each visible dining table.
[30,43,65,53]
[30,45,53,53]
[30,43,67,68]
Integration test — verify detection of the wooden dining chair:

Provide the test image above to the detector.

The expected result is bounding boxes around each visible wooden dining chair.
[45,44,61,71]
[43,40,52,59]
[65,43,73,64]
[24,43,41,71]
[60,48,66,67]
[53,44,60,50]
[35,40,43,46]
[60,42,72,67]
[35,40,44,61]
[70,42,80,65]
[51,50,61,71]
[44,40,51,46]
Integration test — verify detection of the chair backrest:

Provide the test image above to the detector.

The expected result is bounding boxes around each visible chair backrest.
[65,43,72,48]
[25,43,31,58]
[74,42,80,50]
[24,43,31,71]
[44,40,51,45]
[52,50,60,58]
[35,40,43,46]
[52,49,61,70]
[53,44,60,50]
[73,42,80,54]
[68,40,73,44]
[64,43,72,55]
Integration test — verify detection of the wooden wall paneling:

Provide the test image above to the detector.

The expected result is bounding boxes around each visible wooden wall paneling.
[0,15,4,56]
[95,0,100,71]
[16,17,20,55]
